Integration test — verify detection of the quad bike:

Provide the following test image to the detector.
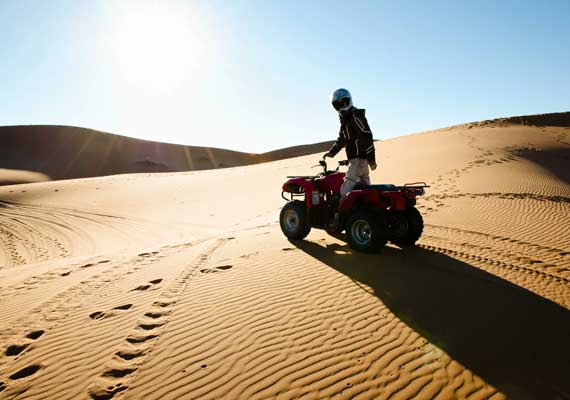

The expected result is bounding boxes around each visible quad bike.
[279,158,429,253]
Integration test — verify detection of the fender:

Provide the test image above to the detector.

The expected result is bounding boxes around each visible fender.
[282,178,318,207]
[379,192,408,211]
[339,190,408,213]
[339,190,380,213]
[315,171,345,193]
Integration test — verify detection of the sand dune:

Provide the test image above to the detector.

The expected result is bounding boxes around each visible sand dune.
[0,125,333,183]
[0,113,569,399]
[0,169,49,186]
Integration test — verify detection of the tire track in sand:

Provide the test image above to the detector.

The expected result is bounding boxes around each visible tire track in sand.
[0,257,112,306]
[88,238,229,400]
[0,240,212,399]
[0,201,153,269]
[421,224,570,308]
[0,247,177,394]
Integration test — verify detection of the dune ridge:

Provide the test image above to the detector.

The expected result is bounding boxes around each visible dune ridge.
[463,111,570,128]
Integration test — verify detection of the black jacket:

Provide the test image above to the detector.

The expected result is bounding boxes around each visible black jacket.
[328,107,376,163]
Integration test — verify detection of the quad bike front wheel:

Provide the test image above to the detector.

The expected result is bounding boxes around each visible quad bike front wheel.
[389,207,424,247]
[345,210,387,253]
[280,201,311,240]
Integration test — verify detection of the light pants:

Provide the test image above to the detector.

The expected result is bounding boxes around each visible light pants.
[341,158,371,197]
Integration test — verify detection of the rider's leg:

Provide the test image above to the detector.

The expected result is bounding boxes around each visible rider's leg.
[359,159,371,185]
[340,158,359,197]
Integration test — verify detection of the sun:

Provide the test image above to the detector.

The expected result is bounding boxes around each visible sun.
[107,1,211,90]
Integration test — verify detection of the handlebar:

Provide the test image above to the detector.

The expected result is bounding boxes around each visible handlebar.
[314,159,349,175]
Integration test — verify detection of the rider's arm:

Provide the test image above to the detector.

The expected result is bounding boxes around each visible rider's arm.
[327,126,346,158]
[354,112,376,164]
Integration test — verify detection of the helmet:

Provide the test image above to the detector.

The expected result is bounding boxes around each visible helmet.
[331,88,353,112]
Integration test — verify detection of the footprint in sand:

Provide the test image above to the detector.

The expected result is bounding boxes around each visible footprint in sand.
[132,284,151,291]
[102,368,137,378]
[126,334,158,344]
[200,265,233,274]
[9,364,42,380]
[26,330,44,340]
[5,343,30,357]
[152,301,174,308]
[89,311,106,320]
[113,304,133,311]
[90,304,133,320]
[116,349,146,361]
[138,251,160,258]
[144,311,167,319]
[137,323,164,331]
[5,330,45,358]
[132,279,163,291]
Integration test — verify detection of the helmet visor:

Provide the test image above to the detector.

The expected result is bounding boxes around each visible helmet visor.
[332,97,350,111]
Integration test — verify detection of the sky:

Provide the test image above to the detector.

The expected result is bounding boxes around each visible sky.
[1,0,569,153]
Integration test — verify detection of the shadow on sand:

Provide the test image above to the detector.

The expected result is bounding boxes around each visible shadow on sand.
[293,239,570,400]
[512,146,570,187]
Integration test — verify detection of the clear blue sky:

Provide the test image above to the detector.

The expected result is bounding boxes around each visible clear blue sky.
[1,0,569,152]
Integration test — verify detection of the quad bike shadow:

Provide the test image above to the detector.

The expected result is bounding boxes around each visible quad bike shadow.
[291,239,570,400]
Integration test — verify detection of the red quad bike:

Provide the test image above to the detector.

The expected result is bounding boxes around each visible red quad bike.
[279,159,429,253]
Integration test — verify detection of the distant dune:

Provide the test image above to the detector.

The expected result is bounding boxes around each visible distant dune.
[0,125,334,184]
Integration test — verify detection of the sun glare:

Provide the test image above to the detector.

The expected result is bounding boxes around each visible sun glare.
[108,2,211,90]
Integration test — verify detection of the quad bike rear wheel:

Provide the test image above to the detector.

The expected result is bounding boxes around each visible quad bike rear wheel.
[389,207,424,247]
[280,201,311,240]
[346,210,387,253]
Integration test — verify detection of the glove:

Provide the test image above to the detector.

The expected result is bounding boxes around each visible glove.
[369,161,377,171]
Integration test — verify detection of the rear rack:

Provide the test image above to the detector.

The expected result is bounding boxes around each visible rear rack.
[398,182,429,196]
[403,182,430,188]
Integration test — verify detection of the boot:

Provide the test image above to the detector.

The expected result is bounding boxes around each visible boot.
[327,212,340,231]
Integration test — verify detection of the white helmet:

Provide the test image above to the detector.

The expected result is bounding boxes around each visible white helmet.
[331,88,353,112]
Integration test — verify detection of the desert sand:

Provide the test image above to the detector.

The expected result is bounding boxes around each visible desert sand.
[0,113,569,399]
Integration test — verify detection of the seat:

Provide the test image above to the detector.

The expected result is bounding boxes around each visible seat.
[366,184,397,191]
[353,183,397,191]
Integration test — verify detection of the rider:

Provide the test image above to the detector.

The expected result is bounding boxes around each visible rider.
[323,88,377,197]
